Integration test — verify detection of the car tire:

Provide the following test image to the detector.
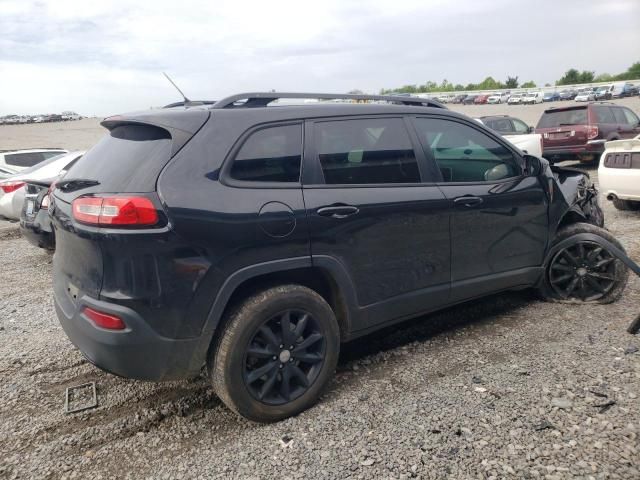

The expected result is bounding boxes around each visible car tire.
[209,284,340,422]
[539,223,628,304]
[613,198,640,211]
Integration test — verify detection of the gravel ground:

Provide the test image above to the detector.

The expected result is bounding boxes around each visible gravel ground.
[1,126,640,479]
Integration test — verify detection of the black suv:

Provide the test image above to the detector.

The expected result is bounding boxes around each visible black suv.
[51,92,628,422]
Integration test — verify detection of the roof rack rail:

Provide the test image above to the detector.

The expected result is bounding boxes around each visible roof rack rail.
[211,92,446,109]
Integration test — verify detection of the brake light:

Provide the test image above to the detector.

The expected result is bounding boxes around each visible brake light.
[587,125,599,140]
[40,194,50,209]
[0,181,25,194]
[72,196,158,226]
[83,307,126,330]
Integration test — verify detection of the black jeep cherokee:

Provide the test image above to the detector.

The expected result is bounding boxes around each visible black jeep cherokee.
[51,92,628,422]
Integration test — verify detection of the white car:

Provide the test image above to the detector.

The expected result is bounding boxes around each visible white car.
[61,111,81,121]
[0,151,84,220]
[474,117,543,157]
[0,148,68,171]
[487,92,510,104]
[575,89,595,102]
[522,92,544,104]
[598,135,640,211]
[507,93,524,105]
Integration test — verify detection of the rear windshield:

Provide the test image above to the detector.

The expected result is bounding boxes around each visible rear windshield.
[537,108,588,128]
[65,124,171,192]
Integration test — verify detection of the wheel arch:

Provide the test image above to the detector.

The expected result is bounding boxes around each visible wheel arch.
[200,257,358,361]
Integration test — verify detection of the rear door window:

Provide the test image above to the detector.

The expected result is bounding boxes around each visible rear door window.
[622,108,639,125]
[484,118,513,133]
[593,106,615,124]
[65,124,172,192]
[612,108,628,125]
[537,108,588,128]
[313,118,420,185]
[230,124,302,183]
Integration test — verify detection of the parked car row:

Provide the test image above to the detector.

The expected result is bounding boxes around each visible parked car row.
[0,149,84,250]
[0,111,82,125]
[429,82,640,106]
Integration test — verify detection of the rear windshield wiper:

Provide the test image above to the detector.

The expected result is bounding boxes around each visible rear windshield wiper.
[56,178,100,192]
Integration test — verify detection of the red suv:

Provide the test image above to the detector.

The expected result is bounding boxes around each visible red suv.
[535,103,640,163]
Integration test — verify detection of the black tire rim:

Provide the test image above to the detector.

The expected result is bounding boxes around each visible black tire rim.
[243,310,326,405]
[549,241,617,301]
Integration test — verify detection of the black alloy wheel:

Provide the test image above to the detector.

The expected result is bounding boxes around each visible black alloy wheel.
[548,241,617,302]
[243,310,326,405]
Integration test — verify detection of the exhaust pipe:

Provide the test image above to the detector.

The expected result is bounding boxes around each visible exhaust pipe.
[607,194,617,201]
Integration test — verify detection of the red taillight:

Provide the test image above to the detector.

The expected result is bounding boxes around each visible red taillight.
[587,125,599,140]
[40,194,50,209]
[83,307,126,330]
[72,196,158,226]
[0,181,25,194]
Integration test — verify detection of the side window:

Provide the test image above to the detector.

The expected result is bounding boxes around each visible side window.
[593,106,615,124]
[314,118,420,185]
[413,117,519,183]
[612,108,628,125]
[230,124,302,183]
[512,118,529,133]
[622,108,639,125]
[4,152,45,167]
[485,118,513,133]
[42,151,65,160]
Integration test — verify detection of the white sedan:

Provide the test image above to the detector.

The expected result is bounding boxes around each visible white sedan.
[575,90,596,102]
[598,135,640,211]
[0,151,84,220]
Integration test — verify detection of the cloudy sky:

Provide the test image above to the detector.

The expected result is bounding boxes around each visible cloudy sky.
[1,0,638,116]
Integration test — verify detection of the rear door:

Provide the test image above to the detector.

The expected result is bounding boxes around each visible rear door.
[411,115,548,301]
[612,107,640,139]
[302,116,450,330]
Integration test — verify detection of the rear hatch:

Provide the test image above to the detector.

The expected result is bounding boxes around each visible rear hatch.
[51,109,209,301]
[535,106,593,150]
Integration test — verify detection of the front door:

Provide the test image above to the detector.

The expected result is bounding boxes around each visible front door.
[302,116,451,330]
[410,116,549,301]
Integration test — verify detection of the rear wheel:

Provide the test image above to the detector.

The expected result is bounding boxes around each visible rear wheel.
[613,198,640,211]
[209,284,340,422]
[539,223,628,304]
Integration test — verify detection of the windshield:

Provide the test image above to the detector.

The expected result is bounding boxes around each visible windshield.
[537,108,588,128]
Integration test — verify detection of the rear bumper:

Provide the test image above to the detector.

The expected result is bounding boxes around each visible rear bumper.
[53,275,206,381]
[598,168,640,201]
[20,209,54,249]
[543,140,605,160]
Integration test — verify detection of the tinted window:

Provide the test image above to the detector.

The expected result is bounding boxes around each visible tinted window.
[593,106,615,124]
[622,108,639,125]
[512,118,529,133]
[612,108,628,125]
[413,118,519,183]
[230,124,302,183]
[65,124,171,192]
[4,152,46,167]
[484,118,513,133]
[315,118,420,185]
[537,108,588,128]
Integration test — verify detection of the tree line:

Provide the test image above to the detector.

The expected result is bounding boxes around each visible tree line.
[377,61,639,94]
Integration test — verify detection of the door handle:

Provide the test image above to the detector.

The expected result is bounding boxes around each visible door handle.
[317,205,360,219]
[453,196,484,207]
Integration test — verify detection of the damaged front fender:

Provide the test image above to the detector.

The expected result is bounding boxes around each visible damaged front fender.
[545,164,604,231]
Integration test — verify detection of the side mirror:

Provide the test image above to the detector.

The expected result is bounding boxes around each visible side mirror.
[523,154,543,177]
[528,126,534,133]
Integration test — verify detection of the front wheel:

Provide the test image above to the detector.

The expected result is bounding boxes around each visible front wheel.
[209,284,340,422]
[539,223,628,304]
